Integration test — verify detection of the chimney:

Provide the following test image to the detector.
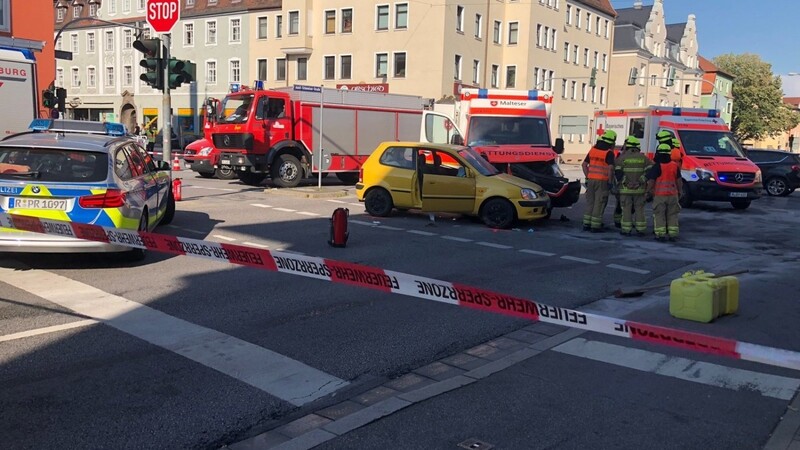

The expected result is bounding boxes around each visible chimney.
[633,0,643,9]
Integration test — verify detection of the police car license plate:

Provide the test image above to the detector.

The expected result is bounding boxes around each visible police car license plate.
[9,197,68,210]
[729,192,747,198]
[220,159,231,165]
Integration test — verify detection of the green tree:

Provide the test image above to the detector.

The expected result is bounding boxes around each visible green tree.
[713,53,800,143]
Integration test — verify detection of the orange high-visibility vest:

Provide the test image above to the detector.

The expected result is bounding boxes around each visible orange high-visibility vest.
[654,161,679,196]
[587,147,611,181]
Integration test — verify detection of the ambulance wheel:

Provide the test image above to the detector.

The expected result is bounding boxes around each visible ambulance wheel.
[239,171,267,186]
[364,188,393,217]
[731,200,751,210]
[215,165,237,180]
[679,190,693,208]
[765,176,789,196]
[161,190,175,225]
[336,172,359,185]
[198,171,215,179]
[481,198,516,229]
[122,211,148,262]
[271,154,302,188]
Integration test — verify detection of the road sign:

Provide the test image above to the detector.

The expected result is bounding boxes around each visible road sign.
[293,84,322,93]
[146,0,180,33]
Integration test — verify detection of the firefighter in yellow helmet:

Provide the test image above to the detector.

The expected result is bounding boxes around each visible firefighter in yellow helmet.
[615,135,653,236]
[646,143,682,242]
[581,129,617,232]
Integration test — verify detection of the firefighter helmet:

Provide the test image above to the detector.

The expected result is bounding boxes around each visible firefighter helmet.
[624,135,641,148]
[657,143,672,153]
[599,130,617,145]
[656,130,674,143]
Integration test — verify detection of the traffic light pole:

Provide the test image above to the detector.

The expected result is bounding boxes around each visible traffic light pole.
[161,33,172,165]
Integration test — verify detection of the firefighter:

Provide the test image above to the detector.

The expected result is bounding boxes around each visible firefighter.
[670,137,683,167]
[581,130,617,232]
[646,143,682,242]
[615,136,652,236]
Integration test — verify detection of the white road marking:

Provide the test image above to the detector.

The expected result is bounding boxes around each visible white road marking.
[251,203,273,208]
[519,249,556,257]
[186,186,236,192]
[553,338,800,401]
[326,199,347,204]
[476,241,513,249]
[606,264,651,275]
[351,220,379,226]
[297,211,321,216]
[349,203,362,207]
[407,230,438,236]
[0,319,98,343]
[560,255,600,264]
[214,234,237,242]
[243,242,270,249]
[274,208,297,212]
[378,225,404,231]
[441,236,473,243]
[0,268,347,406]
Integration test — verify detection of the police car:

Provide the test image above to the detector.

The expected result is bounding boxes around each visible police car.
[0,119,175,260]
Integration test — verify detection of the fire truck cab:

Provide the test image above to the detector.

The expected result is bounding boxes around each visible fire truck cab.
[595,107,762,209]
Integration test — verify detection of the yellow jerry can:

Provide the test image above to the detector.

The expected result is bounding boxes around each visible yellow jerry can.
[692,272,740,315]
[669,272,723,323]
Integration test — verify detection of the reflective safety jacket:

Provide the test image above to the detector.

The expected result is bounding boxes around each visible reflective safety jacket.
[654,161,680,196]
[615,151,651,195]
[587,147,612,181]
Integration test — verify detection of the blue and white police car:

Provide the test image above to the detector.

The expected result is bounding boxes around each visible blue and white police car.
[0,119,175,260]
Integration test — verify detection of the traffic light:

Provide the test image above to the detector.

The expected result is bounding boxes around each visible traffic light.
[42,89,56,108]
[589,68,597,88]
[56,87,67,113]
[133,38,164,90]
[166,58,196,89]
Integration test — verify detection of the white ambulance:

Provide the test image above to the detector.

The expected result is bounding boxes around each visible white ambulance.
[594,107,762,209]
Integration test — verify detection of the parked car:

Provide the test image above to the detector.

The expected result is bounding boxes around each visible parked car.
[0,119,175,260]
[745,149,800,196]
[183,138,238,180]
[356,142,550,228]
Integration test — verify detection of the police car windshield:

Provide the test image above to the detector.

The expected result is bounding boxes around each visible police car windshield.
[467,117,550,146]
[678,130,745,157]
[0,147,107,182]
[458,147,499,176]
[219,95,254,124]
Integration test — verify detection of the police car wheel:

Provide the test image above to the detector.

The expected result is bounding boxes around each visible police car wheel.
[121,212,148,262]
[161,191,176,225]
[481,198,515,229]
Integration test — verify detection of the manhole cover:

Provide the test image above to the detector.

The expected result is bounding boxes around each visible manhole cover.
[458,438,494,450]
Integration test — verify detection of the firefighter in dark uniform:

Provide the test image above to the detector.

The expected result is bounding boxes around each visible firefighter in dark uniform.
[615,136,652,236]
[581,130,617,232]
[646,143,682,242]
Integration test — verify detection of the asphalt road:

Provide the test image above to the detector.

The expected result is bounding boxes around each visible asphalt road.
[1,168,799,449]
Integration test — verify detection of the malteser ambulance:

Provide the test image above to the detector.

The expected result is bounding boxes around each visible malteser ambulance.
[594,107,762,209]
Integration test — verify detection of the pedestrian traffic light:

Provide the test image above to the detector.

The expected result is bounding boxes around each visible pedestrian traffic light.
[589,68,597,88]
[56,87,67,113]
[166,58,196,89]
[133,37,164,91]
[42,89,56,108]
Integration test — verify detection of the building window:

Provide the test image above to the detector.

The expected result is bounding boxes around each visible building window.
[105,31,114,52]
[184,23,194,46]
[122,0,130,12]
[297,58,308,80]
[508,22,518,45]
[57,69,64,87]
[87,32,95,53]
[258,17,268,39]
[276,58,286,80]
[506,66,516,88]
[230,60,241,83]
[604,19,610,38]
[575,8,581,28]
[289,11,300,35]
[573,45,579,64]
[549,29,557,50]
[376,5,389,30]
[107,0,116,14]
[475,14,482,39]
[650,75,657,86]
[491,65,499,88]
[493,21,501,44]
[456,5,464,32]
[123,30,132,49]
[230,18,241,42]
[325,10,336,34]
[684,83,691,94]
[340,55,352,79]
[595,17,601,35]
[186,0,195,7]
[454,54,462,80]
[324,56,335,79]
[71,34,78,54]
[534,67,540,87]
[566,5,572,25]
[57,8,65,22]
[570,81,577,100]
[583,48,589,67]
[563,42,569,61]
[82,68,90,87]
[543,26,550,48]
[276,15,283,38]
[395,3,408,29]
[206,61,217,84]
[591,86,597,103]
[394,52,406,77]
[602,53,607,71]
[123,65,132,86]
[593,51,599,69]
[586,13,591,32]
[376,53,388,77]
[536,24,542,46]
[257,59,267,80]
[472,60,480,84]
[73,5,82,18]
[342,9,353,33]
[138,0,145,9]
[89,3,98,16]
[105,67,114,87]
[561,79,567,98]
[548,70,554,90]
[207,21,217,44]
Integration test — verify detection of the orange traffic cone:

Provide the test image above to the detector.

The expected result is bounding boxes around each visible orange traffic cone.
[172,155,181,171]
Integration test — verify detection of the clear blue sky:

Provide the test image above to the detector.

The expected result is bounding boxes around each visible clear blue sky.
[610,0,800,96]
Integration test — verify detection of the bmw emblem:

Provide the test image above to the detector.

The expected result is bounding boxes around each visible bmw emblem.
[223,135,231,146]
[32,186,40,194]
[734,173,744,183]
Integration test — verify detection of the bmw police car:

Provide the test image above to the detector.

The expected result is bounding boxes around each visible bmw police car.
[0,119,175,259]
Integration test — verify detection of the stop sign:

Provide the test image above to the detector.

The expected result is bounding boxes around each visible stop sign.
[146,0,180,33]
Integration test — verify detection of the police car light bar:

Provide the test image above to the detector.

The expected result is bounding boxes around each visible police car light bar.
[28,119,127,137]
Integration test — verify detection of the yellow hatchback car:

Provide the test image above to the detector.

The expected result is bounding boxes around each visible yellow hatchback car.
[356,142,550,228]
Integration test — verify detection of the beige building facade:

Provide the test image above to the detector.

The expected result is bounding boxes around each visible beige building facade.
[607,0,702,111]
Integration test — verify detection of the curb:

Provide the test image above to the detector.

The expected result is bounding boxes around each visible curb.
[263,187,352,199]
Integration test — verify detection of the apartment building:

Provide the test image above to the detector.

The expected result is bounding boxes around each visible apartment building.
[607,0,702,111]
[698,55,734,125]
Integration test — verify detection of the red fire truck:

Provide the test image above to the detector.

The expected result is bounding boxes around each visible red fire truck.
[211,85,455,187]
[183,98,238,180]
[594,107,762,209]
[435,89,580,212]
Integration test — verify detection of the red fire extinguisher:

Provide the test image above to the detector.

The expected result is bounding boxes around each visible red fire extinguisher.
[172,178,182,201]
[328,207,349,247]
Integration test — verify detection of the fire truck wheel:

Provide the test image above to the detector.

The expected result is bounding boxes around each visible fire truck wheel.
[198,172,215,179]
[731,200,751,210]
[271,154,302,188]
[215,165,238,180]
[480,198,516,229]
[365,188,393,217]
[239,172,267,186]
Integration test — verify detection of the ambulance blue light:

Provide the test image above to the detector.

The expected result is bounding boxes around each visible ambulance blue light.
[528,90,539,100]
[708,109,719,117]
[104,123,126,137]
[477,89,489,99]
[28,119,53,131]
[672,107,682,116]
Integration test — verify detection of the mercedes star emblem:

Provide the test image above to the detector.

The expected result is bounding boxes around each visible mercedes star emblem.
[734,173,744,182]
[223,136,231,146]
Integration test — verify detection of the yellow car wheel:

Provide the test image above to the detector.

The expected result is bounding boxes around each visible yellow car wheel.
[365,188,393,217]
[480,198,515,229]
